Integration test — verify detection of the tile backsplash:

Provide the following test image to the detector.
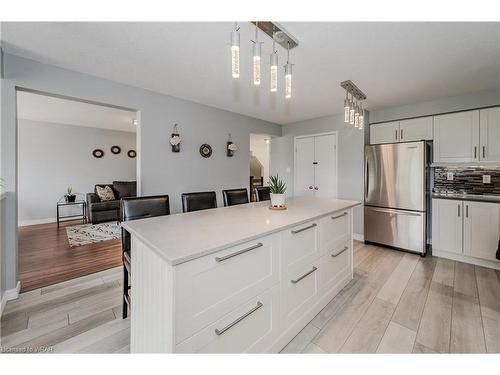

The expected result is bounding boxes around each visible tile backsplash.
[433,167,500,195]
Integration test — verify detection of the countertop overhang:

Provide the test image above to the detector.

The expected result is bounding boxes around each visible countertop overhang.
[122,197,361,266]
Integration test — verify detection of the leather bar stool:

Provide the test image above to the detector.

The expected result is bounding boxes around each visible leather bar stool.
[254,186,271,202]
[120,195,170,319]
[222,188,249,207]
[181,191,217,213]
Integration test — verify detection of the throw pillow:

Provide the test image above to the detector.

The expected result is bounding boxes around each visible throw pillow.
[96,186,116,201]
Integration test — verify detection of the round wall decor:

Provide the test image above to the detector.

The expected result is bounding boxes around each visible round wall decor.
[199,144,213,158]
[92,149,104,158]
[127,150,137,158]
[111,145,121,155]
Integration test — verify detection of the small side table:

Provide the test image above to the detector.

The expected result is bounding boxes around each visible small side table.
[57,200,87,228]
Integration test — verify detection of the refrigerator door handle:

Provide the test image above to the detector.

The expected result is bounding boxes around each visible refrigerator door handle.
[370,207,423,217]
[365,159,369,198]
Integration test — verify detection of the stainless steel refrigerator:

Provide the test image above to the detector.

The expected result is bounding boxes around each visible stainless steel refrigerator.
[364,141,429,255]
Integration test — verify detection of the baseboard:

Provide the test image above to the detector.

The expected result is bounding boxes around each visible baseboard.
[433,250,500,271]
[0,281,21,316]
[18,217,56,226]
[353,233,364,242]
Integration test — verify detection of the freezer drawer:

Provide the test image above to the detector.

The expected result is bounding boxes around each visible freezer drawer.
[364,206,426,254]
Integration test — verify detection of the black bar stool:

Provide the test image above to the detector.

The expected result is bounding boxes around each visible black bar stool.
[254,186,271,202]
[181,191,217,213]
[222,188,249,206]
[120,195,170,319]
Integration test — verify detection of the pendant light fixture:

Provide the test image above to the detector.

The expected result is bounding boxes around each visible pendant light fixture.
[230,23,240,79]
[284,41,293,99]
[344,90,350,123]
[341,80,367,130]
[270,27,278,92]
[252,22,263,86]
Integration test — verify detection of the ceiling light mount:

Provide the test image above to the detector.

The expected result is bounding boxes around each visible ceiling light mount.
[340,80,367,101]
[250,22,298,50]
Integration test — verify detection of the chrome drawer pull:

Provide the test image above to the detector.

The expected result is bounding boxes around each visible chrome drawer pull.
[291,223,317,234]
[214,301,263,336]
[291,266,318,284]
[331,212,348,220]
[331,246,349,258]
[215,242,263,262]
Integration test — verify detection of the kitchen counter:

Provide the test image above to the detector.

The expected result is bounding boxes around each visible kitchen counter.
[122,196,360,266]
[431,193,500,204]
[127,196,360,353]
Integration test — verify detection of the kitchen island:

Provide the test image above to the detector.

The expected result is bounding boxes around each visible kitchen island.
[122,196,360,353]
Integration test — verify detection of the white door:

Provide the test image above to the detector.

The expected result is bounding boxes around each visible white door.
[313,134,337,198]
[399,116,433,142]
[294,136,315,197]
[432,199,463,254]
[433,110,480,163]
[480,107,500,162]
[370,121,400,144]
[463,201,500,261]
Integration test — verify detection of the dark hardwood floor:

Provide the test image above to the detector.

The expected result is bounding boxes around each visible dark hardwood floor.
[18,220,123,292]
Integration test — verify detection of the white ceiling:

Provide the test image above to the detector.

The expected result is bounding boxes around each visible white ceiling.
[3,22,500,125]
[17,91,137,132]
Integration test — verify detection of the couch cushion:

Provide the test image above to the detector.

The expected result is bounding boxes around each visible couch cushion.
[113,181,136,199]
[90,200,120,212]
[96,186,116,201]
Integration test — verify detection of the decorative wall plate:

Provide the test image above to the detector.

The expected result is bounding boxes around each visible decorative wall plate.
[127,150,137,158]
[199,144,213,158]
[111,145,121,154]
[92,149,104,158]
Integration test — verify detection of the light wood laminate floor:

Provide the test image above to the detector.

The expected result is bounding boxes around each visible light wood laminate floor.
[2,241,500,353]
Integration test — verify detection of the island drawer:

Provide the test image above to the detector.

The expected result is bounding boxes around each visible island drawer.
[281,259,319,326]
[174,233,280,343]
[281,220,320,268]
[319,210,351,256]
[318,240,352,293]
[175,286,280,353]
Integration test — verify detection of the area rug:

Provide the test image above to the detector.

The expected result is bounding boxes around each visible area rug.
[66,222,121,248]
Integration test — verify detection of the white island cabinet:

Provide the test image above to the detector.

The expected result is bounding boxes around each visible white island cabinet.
[122,197,360,353]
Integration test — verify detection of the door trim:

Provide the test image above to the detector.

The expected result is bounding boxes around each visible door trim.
[293,131,338,198]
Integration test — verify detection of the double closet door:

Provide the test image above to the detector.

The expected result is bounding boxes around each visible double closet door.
[294,133,337,198]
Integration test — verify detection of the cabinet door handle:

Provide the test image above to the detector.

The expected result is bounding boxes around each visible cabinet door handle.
[291,223,317,234]
[474,146,477,159]
[400,129,404,140]
[214,301,263,336]
[466,205,469,218]
[331,212,348,220]
[395,129,398,140]
[483,146,486,159]
[291,266,318,284]
[215,242,263,262]
[458,204,461,217]
[331,246,349,258]
[309,186,313,190]
[314,186,319,190]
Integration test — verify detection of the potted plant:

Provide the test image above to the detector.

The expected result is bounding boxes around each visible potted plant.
[227,133,237,157]
[64,187,76,203]
[269,174,286,207]
[170,123,181,152]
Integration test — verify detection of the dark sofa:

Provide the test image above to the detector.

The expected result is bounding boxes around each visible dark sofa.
[86,181,136,224]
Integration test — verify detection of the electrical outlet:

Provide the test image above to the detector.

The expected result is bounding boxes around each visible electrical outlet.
[483,175,491,184]
[447,172,454,181]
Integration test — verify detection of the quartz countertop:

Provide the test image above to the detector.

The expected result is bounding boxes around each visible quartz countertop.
[122,197,361,266]
[431,193,500,203]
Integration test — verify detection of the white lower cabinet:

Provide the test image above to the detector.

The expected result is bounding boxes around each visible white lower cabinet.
[463,201,500,261]
[432,198,500,264]
[173,209,353,353]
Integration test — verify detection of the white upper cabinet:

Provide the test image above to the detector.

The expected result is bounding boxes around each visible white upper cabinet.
[463,201,500,261]
[399,116,433,142]
[370,121,400,144]
[480,107,500,162]
[433,110,480,163]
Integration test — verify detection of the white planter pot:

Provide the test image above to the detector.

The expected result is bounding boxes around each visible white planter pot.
[270,193,286,207]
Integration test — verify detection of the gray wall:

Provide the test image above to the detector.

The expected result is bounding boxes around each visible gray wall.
[270,113,367,236]
[18,120,136,224]
[1,52,281,291]
[369,87,500,124]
